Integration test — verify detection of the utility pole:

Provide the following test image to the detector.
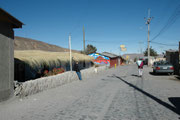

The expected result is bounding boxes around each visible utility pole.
[69,33,72,71]
[145,9,153,66]
[83,25,85,53]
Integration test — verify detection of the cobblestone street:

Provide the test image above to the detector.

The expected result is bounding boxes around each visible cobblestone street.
[0,65,180,120]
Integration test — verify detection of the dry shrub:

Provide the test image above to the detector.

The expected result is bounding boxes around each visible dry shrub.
[14,50,94,68]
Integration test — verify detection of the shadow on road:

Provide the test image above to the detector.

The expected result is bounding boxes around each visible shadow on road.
[175,76,180,81]
[109,74,180,116]
[131,74,140,78]
[149,72,172,76]
[169,97,180,112]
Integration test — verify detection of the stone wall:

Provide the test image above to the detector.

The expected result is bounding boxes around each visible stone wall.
[15,66,107,97]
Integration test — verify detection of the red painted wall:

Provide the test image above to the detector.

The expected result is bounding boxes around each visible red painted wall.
[110,58,118,68]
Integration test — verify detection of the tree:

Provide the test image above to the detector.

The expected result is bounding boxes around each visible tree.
[144,46,158,56]
[84,44,97,55]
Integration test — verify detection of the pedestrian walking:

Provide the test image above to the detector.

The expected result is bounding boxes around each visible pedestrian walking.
[136,58,144,77]
[73,61,82,80]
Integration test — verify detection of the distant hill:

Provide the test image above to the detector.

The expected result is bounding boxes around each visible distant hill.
[122,53,144,60]
[122,53,164,60]
[14,36,79,53]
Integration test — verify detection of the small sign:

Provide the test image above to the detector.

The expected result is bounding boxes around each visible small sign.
[120,45,125,48]
[121,47,127,51]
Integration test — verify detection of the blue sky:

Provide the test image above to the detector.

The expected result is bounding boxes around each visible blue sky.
[1,0,180,55]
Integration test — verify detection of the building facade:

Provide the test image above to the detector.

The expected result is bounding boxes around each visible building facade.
[166,50,179,75]
[0,8,23,101]
[101,52,122,68]
[88,53,110,66]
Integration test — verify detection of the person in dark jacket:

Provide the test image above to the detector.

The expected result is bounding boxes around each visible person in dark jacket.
[74,61,82,80]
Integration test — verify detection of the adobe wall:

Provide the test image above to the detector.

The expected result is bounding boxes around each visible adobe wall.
[0,34,14,101]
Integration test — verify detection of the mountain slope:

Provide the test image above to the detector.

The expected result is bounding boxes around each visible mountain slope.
[14,36,79,53]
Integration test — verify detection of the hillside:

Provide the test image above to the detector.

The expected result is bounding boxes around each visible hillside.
[14,36,79,53]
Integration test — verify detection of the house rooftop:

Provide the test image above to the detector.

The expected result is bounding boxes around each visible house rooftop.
[0,8,24,28]
[166,49,178,52]
[101,52,119,58]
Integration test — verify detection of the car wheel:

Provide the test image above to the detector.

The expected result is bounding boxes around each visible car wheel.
[153,70,156,75]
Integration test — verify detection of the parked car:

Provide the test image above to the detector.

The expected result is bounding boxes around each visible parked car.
[153,61,174,75]
[152,61,159,68]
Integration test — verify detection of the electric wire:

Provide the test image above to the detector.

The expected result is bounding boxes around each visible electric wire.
[86,40,139,44]
[151,3,180,42]
[151,0,176,31]
[150,41,178,46]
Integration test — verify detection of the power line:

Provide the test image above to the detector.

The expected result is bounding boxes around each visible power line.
[151,0,176,31]
[86,40,139,44]
[86,40,119,43]
[151,3,180,42]
[150,41,178,46]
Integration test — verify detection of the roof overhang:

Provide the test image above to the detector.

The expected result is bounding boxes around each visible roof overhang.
[101,52,119,58]
[0,8,24,28]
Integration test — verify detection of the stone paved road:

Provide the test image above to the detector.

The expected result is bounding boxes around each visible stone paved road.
[0,65,180,120]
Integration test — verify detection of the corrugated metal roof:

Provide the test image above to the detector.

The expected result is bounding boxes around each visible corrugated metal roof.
[101,52,119,58]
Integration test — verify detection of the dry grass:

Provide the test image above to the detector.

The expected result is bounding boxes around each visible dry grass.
[14,50,94,68]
